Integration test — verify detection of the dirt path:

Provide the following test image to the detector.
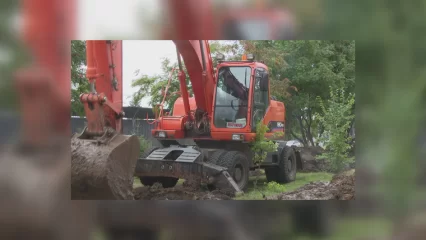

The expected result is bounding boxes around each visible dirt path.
[265,169,355,200]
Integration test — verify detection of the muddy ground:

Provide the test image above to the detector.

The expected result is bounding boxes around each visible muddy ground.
[265,169,355,200]
[134,169,266,200]
[134,169,355,200]
[134,181,235,200]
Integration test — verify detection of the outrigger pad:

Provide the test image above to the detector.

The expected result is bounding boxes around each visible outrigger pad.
[71,133,140,200]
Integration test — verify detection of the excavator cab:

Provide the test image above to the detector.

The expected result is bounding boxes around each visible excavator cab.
[212,58,271,134]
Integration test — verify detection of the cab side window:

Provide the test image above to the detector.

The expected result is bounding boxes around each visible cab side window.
[252,68,270,131]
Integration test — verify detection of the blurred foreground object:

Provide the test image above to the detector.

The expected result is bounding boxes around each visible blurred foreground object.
[96,201,338,240]
[0,0,96,239]
[161,0,296,39]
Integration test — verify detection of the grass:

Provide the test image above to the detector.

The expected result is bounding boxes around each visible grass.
[234,172,333,200]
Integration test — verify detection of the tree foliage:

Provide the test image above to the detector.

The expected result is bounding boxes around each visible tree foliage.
[315,85,355,172]
[250,122,279,165]
[130,58,193,114]
[209,40,244,64]
[241,40,355,146]
[71,40,89,116]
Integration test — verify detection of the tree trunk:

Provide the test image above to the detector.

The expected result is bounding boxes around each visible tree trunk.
[297,116,309,146]
[290,129,305,144]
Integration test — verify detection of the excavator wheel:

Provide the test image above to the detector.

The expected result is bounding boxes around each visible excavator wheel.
[137,146,179,188]
[216,151,250,191]
[265,146,297,183]
[71,130,140,200]
[207,150,227,165]
[206,150,227,190]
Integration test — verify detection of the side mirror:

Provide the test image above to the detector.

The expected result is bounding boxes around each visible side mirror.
[259,72,268,91]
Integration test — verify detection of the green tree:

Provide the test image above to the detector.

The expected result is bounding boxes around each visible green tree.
[71,40,89,116]
[209,40,244,64]
[130,58,193,114]
[315,84,355,172]
[241,40,355,146]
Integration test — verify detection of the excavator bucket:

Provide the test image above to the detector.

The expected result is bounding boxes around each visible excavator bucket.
[71,128,140,200]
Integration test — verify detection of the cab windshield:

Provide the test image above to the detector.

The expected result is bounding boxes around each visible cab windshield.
[213,66,251,128]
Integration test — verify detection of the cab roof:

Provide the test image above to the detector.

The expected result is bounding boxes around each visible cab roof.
[217,60,268,70]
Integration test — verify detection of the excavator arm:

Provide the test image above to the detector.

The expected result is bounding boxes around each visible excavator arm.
[71,41,140,200]
[82,40,124,134]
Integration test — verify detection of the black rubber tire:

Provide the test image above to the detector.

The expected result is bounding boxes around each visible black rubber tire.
[207,150,227,164]
[160,177,179,188]
[138,147,159,186]
[206,150,227,190]
[265,146,297,183]
[217,151,250,191]
[138,146,179,188]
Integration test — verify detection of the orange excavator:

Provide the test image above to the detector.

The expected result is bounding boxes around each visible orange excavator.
[71,40,303,199]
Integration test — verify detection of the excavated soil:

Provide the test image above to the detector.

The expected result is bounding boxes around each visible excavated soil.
[266,169,355,200]
[298,146,330,172]
[134,182,234,200]
[299,146,355,172]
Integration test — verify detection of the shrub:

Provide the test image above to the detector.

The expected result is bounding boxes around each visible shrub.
[139,136,152,153]
[250,122,281,165]
[266,181,286,192]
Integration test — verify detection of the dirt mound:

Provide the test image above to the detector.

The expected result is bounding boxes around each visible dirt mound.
[134,182,234,200]
[266,169,355,200]
[330,169,355,200]
[299,146,330,172]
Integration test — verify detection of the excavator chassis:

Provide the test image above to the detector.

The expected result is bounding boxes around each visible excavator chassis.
[134,146,243,194]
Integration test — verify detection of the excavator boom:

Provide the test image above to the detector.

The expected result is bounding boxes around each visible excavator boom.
[173,40,215,115]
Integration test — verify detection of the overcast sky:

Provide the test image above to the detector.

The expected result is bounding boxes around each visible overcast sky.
[122,41,177,107]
